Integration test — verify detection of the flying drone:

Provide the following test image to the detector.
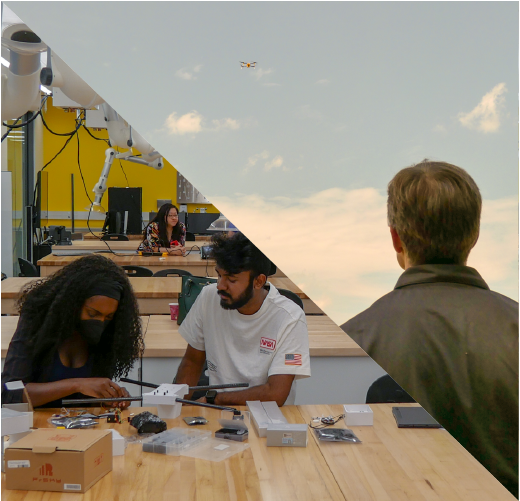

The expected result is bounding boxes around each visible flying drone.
[240,61,256,69]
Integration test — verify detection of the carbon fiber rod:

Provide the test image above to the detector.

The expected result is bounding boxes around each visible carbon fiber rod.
[119,378,248,391]
[62,396,239,414]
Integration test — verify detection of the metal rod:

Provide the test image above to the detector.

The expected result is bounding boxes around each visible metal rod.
[190,383,249,391]
[71,173,74,233]
[61,396,239,415]
[62,397,143,405]
[119,378,248,392]
[173,398,239,414]
[120,378,158,388]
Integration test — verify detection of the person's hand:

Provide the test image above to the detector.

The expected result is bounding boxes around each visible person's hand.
[168,246,183,256]
[115,387,131,409]
[76,378,126,404]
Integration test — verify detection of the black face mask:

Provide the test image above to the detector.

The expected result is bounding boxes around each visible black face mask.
[77,319,111,346]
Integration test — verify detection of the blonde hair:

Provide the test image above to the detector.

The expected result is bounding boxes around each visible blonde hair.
[387,160,482,265]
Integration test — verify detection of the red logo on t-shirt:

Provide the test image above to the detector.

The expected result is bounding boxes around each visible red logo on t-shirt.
[260,337,276,351]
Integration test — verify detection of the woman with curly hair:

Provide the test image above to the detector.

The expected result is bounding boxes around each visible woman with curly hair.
[1,254,144,408]
[138,203,186,255]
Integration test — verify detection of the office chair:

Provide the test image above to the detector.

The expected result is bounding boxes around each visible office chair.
[18,258,39,277]
[101,233,129,241]
[277,288,304,310]
[366,375,416,404]
[153,269,193,277]
[121,265,153,277]
[185,232,196,242]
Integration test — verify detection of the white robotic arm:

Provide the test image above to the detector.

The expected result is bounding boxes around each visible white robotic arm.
[2,27,164,211]
[1,23,46,122]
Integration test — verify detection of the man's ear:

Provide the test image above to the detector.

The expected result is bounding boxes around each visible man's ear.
[390,227,403,253]
[254,274,267,289]
[470,229,480,250]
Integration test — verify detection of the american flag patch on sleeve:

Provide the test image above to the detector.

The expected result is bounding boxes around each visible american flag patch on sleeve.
[285,354,302,366]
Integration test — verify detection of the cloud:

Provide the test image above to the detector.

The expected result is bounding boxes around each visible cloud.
[243,151,270,174]
[253,67,273,80]
[211,118,240,131]
[316,79,330,85]
[242,151,302,174]
[264,155,284,171]
[209,189,518,326]
[433,124,447,133]
[458,83,507,133]
[165,111,203,135]
[165,111,241,135]
[176,64,203,81]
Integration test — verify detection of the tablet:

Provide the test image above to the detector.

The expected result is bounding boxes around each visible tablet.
[392,406,442,428]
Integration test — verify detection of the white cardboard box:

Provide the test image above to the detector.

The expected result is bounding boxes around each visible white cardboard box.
[110,429,126,456]
[246,401,287,438]
[343,404,373,426]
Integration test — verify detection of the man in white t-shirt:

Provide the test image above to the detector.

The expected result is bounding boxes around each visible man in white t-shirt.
[176,232,310,406]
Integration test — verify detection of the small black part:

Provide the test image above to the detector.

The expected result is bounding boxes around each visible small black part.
[129,411,167,434]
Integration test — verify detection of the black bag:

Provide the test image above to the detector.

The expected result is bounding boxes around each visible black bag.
[177,275,217,325]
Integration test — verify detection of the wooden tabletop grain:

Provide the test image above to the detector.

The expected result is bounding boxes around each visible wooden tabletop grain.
[1,277,306,300]
[1,315,362,358]
[1,404,513,501]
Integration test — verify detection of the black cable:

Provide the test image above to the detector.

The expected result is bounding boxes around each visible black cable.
[40,110,78,136]
[2,95,49,131]
[81,123,109,143]
[309,414,346,429]
[75,124,130,257]
[118,157,130,187]
[32,119,82,208]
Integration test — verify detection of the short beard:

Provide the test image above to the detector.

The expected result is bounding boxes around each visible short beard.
[219,276,255,310]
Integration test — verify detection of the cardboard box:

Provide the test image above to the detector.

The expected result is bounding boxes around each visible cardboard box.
[110,429,126,456]
[343,404,374,426]
[266,423,308,447]
[5,428,112,493]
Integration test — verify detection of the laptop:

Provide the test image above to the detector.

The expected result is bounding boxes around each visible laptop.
[392,406,442,428]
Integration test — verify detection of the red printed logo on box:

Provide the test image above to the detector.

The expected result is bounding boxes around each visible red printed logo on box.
[48,434,76,442]
[93,453,104,467]
[260,337,276,351]
[39,463,53,476]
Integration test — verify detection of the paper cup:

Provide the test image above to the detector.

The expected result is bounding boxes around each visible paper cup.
[169,303,179,321]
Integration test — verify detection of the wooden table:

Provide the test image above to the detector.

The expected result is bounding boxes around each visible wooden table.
[142,315,365,358]
[2,277,317,315]
[83,232,209,241]
[37,253,219,278]
[37,253,286,279]
[51,240,212,255]
[1,404,513,500]
[1,315,360,359]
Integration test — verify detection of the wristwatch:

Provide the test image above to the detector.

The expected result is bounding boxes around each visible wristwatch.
[205,390,218,405]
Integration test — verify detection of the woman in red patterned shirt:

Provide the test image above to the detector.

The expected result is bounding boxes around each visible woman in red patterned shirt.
[138,203,186,255]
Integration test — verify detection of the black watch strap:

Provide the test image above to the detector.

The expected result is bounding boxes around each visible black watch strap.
[205,390,217,404]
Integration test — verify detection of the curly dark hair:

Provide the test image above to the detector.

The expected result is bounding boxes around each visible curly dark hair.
[210,232,272,279]
[142,203,183,247]
[16,254,144,381]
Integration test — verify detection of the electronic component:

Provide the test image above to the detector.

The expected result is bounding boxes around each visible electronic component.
[129,411,166,434]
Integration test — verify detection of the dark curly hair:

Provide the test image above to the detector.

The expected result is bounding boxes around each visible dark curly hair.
[16,254,144,381]
[210,232,272,279]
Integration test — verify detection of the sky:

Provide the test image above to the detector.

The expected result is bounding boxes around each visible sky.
[4,2,518,325]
